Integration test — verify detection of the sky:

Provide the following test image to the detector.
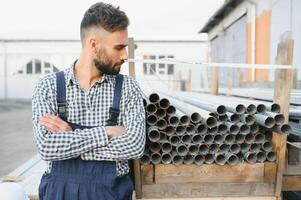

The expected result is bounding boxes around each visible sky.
[0,0,224,40]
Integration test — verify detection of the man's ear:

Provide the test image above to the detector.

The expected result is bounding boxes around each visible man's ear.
[87,37,99,54]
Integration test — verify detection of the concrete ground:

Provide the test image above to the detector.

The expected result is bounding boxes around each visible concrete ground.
[0,100,37,177]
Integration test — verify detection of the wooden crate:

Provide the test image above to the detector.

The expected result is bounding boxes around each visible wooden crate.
[136,162,277,199]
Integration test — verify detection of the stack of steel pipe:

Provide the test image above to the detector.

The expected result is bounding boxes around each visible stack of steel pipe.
[140,91,290,166]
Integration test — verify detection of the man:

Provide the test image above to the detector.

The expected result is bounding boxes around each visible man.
[32,2,146,200]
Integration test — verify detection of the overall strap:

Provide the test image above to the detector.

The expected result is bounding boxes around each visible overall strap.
[55,71,67,121]
[106,74,124,126]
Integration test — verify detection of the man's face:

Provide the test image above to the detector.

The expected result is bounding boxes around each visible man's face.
[94,29,128,75]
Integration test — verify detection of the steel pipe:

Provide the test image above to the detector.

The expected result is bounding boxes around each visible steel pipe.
[151,152,161,164]
[194,154,205,165]
[162,153,172,164]
[244,152,257,164]
[254,114,275,128]
[215,154,227,165]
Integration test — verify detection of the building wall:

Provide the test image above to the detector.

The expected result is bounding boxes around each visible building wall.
[0,41,81,99]
[270,0,301,87]
[0,40,207,99]
[134,41,207,92]
[210,15,247,87]
[254,10,271,82]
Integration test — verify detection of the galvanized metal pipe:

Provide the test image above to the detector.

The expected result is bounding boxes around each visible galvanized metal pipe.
[227,154,239,165]
[254,114,275,128]
[194,154,205,165]
[169,135,181,146]
[241,114,255,125]
[240,143,250,153]
[188,144,199,155]
[199,144,209,155]
[226,122,240,135]
[264,111,285,125]
[192,134,203,144]
[181,134,192,144]
[219,144,230,154]
[162,153,172,164]
[150,142,161,153]
[162,142,172,153]
[273,124,291,135]
[261,141,273,152]
[256,151,267,163]
[140,153,151,165]
[244,152,257,164]
[160,91,227,115]
[176,125,186,136]
[266,151,276,162]
[176,144,189,156]
[236,134,246,144]
[215,154,227,165]
[146,103,157,114]
[151,152,161,164]
[148,127,160,142]
[184,154,194,165]
[209,144,219,154]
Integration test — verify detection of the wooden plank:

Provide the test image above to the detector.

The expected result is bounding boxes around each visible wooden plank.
[211,66,219,95]
[133,160,142,199]
[272,32,294,198]
[286,164,301,175]
[28,194,39,200]
[282,175,301,191]
[140,198,276,200]
[264,163,277,183]
[0,176,24,182]
[141,182,275,198]
[141,165,154,185]
[127,38,142,198]
[187,69,192,91]
[154,163,268,183]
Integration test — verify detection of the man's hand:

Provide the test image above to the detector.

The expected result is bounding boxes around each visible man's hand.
[39,114,72,132]
[105,126,126,139]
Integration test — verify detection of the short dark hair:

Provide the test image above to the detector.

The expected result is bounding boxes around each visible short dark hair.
[80,2,129,42]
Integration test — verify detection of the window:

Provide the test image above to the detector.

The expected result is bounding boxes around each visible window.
[35,60,41,74]
[44,62,50,68]
[159,63,165,69]
[143,63,148,75]
[167,64,174,75]
[142,54,174,75]
[26,61,33,74]
[149,64,156,75]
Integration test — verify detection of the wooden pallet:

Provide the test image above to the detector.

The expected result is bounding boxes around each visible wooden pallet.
[130,33,295,200]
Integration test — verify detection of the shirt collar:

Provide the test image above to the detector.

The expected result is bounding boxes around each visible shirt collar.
[66,60,115,87]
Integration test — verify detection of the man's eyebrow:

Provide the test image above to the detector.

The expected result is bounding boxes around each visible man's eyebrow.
[115,44,128,48]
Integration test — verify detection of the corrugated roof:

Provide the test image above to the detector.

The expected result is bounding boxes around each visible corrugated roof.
[199,0,244,33]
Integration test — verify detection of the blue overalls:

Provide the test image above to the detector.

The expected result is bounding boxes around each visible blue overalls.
[38,71,133,200]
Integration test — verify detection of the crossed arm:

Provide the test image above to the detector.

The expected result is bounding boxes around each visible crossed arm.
[32,79,146,161]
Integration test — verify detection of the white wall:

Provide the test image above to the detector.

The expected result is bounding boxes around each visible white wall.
[134,41,207,92]
[0,40,207,99]
[0,41,81,99]
[270,0,301,86]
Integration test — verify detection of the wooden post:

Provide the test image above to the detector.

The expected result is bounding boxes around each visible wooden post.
[211,66,219,95]
[187,69,192,91]
[272,32,294,199]
[128,37,136,79]
[128,37,142,198]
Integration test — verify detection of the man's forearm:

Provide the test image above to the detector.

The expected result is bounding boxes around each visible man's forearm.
[33,123,108,161]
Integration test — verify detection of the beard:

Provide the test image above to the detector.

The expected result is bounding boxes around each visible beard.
[94,48,124,75]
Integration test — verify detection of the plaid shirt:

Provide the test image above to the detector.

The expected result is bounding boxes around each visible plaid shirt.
[32,64,146,176]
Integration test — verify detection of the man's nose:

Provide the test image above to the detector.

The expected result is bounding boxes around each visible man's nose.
[120,48,128,61]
